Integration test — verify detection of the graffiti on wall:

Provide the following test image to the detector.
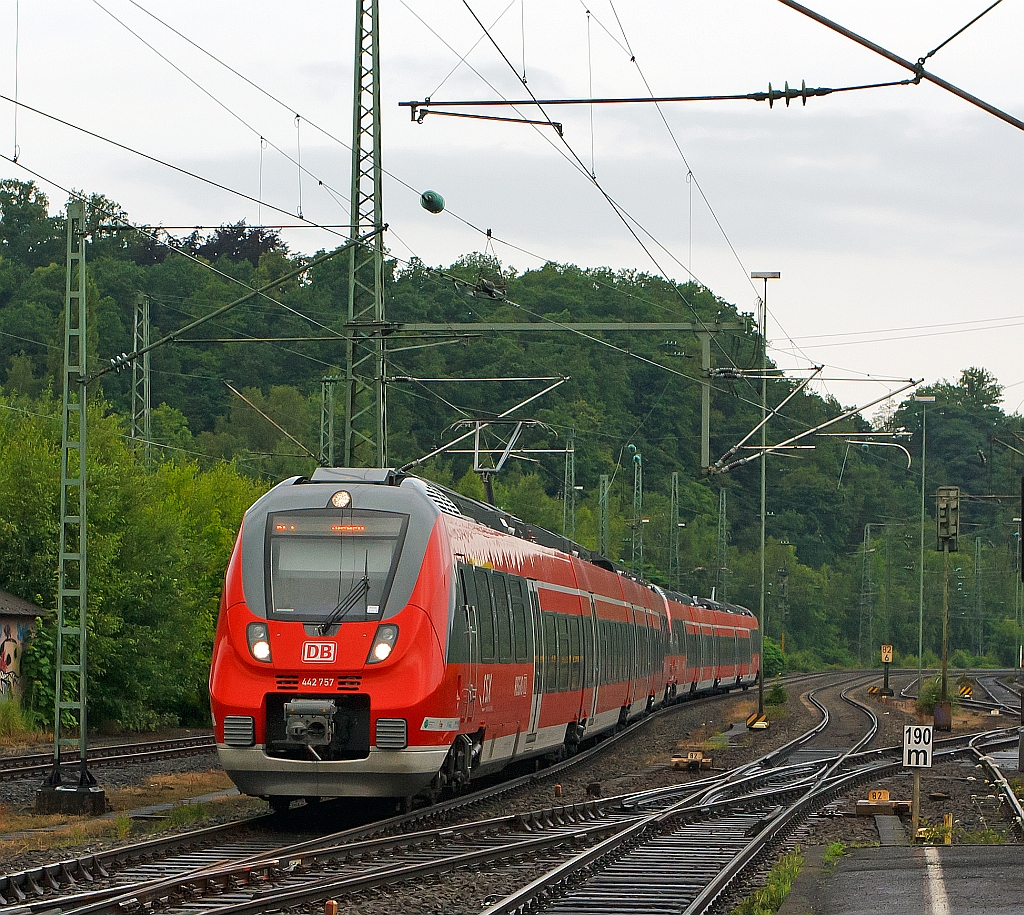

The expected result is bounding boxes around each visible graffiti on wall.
[0,620,30,702]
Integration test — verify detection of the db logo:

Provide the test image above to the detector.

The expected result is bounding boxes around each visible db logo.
[302,641,336,663]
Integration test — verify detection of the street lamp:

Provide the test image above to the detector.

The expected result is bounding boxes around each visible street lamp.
[751,271,780,721]
[914,395,935,696]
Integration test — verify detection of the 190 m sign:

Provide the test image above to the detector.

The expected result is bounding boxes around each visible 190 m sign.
[903,724,933,768]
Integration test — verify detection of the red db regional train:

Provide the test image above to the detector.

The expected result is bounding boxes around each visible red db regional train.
[209,468,760,809]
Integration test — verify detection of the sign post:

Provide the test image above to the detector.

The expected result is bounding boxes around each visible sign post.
[881,644,894,697]
[904,724,933,839]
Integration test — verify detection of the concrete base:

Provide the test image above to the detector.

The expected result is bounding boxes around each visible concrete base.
[35,786,107,816]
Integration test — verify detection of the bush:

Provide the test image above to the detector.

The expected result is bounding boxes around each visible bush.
[767,680,788,705]
[916,677,959,715]
[763,636,785,678]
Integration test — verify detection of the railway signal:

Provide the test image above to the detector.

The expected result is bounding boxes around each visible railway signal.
[935,486,960,731]
[880,644,894,697]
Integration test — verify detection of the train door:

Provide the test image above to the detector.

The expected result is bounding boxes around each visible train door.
[457,565,480,721]
[587,597,600,726]
[526,581,543,742]
[625,606,638,707]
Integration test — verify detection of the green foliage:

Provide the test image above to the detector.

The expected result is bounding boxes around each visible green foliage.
[4,178,1024,728]
[822,841,847,868]
[168,802,207,827]
[956,826,1005,845]
[915,677,960,716]
[767,680,788,705]
[0,392,262,729]
[110,814,133,840]
[0,697,32,738]
[730,846,804,915]
[762,637,785,678]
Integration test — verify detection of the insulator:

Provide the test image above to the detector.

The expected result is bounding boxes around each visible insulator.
[420,190,445,214]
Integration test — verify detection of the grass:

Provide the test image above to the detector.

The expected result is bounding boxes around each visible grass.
[956,827,1006,845]
[764,703,788,721]
[915,818,952,845]
[0,769,262,860]
[730,846,804,915]
[702,732,729,752]
[0,699,45,745]
[111,814,132,840]
[822,841,847,869]
[168,802,207,827]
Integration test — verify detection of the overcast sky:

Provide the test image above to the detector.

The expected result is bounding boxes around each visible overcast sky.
[2,1,1022,415]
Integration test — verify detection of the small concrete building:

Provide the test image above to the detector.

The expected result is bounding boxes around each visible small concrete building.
[0,588,44,704]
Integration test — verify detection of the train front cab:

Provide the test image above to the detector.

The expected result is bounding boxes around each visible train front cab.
[210,474,461,802]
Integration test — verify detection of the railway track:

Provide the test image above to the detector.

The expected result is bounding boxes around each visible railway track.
[478,676,1022,915]
[5,671,1019,915]
[0,673,891,915]
[0,735,216,782]
[0,674,829,913]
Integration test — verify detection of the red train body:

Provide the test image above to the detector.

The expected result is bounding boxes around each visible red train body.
[209,469,760,806]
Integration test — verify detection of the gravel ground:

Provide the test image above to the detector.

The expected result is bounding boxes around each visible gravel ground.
[5,671,1021,915]
[0,746,222,811]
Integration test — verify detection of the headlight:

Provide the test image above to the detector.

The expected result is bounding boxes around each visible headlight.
[366,624,399,664]
[247,622,272,663]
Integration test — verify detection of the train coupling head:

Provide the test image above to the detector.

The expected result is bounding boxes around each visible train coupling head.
[283,698,336,747]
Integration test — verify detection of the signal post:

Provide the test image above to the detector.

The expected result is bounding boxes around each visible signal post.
[934,486,959,732]
[880,643,894,697]
[904,723,933,839]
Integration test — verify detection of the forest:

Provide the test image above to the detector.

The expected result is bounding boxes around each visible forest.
[2,177,1022,730]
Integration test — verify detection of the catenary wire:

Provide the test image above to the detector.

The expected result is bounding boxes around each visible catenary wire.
[75,0,761,393]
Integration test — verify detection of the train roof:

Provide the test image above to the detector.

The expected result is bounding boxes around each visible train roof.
[301,469,755,621]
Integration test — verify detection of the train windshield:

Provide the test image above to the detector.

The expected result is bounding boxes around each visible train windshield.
[266,510,408,623]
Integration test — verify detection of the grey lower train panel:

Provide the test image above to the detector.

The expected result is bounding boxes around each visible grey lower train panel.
[218,744,449,798]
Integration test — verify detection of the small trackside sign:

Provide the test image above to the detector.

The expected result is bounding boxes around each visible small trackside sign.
[903,724,933,768]
[302,641,337,663]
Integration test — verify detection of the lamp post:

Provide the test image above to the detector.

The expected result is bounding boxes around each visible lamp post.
[751,271,780,720]
[914,395,935,697]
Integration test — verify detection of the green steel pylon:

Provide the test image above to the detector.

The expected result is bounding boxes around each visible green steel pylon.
[46,199,95,790]
[631,447,643,573]
[343,0,386,468]
[130,293,151,468]
[562,430,576,540]
[598,474,610,558]
[320,375,341,466]
[669,472,680,590]
[716,487,728,601]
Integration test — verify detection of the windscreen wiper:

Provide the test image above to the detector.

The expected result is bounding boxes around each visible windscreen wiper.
[318,554,369,635]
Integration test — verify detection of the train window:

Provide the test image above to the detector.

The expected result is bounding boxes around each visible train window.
[493,572,512,663]
[447,567,470,663]
[544,612,558,692]
[557,615,571,692]
[608,621,616,685]
[619,622,628,683]
[569,615,582,691]
[509,578,530,663]
[473,567,495,662]
[531,589,545,690]
[267,509,407,623]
